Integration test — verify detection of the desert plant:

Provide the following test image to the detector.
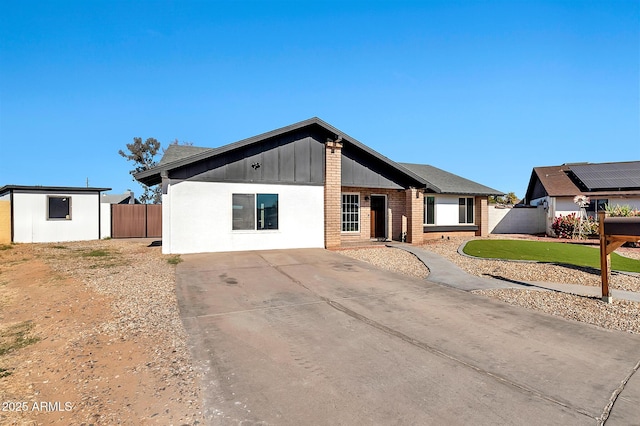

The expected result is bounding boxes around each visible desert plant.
[605,204,640,217]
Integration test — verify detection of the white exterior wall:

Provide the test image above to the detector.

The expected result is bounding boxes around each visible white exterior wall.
[164,181,325,254]
[553,197,580,217]
[431,194,471,226]
[100,203,111,239]
[489,206,546,234]
[12,191,101,243]
[601,197,640,211]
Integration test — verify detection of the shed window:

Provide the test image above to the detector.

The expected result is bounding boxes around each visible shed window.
[459,197,474,224]
[342,193,360,232]
[48,196,71,220]
[232,193,278,231]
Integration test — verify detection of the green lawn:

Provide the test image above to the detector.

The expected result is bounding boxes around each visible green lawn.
[463,240,640,273]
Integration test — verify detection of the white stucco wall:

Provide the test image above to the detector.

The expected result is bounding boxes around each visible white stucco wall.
[489,206,546,234]
[164,181,325,254]
[100,203,111,239]
[427,194,473,226]
[601,197,640,211]
[12,191,101,243]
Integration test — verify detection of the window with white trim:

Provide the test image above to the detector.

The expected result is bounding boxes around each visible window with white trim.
[48,196,71,220]
[232,193,278,230]
[458,197,474,224]
[341,193,360,232]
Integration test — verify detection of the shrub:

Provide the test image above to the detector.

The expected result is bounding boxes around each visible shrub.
[551,213,598,239]
[552,214,577,238]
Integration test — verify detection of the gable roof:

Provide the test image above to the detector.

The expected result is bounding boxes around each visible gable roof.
[135,117,426,187]
[399,163,503,196]
[134,117,500,196]
[524,161,640,203]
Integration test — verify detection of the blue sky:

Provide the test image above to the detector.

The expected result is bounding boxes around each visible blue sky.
[1,0,638,199]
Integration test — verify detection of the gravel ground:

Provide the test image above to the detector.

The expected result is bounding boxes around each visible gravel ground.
[33,239,202,422]
[340,238,640,334]
[339,247,429,279]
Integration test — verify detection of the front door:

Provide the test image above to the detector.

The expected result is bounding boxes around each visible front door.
[370,195,386,239]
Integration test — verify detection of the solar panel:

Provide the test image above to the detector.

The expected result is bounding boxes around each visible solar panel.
[569,162,640,190]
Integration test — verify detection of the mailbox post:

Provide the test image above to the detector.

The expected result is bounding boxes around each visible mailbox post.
[598,211,640,303]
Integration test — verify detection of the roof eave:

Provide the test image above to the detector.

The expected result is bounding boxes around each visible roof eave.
[134,117,429,188]
[0,185,111,194]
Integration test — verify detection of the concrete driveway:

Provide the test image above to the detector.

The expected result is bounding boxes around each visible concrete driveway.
[176,249,640,425]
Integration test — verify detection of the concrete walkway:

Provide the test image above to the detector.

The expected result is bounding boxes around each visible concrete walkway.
[389,243,640,302]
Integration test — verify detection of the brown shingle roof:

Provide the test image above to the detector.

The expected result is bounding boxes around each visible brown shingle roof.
[533,165,579,197]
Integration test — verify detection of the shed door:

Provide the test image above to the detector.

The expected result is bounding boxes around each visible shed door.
[370,195,386,239]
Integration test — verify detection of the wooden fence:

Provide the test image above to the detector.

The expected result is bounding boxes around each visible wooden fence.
[111,204,162,238]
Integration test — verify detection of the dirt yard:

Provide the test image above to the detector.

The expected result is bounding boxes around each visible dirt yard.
[0,240,203,425]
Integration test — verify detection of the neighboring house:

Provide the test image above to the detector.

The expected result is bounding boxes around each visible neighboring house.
[0,185,111,244]
[523,161,640,235]
[101,190,139,205]
[135,118,503,254]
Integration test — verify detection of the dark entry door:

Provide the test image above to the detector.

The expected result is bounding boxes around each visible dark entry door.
[370,196,386,239]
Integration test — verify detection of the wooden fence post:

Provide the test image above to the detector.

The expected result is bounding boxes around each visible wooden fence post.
[598,211,612,303]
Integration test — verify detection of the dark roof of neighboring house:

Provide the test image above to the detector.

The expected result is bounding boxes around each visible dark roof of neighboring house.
[524,161,640,203]
[0,185,111,195]
[158,145,211,166]
[399,163,503,196]
[101,192,139,204]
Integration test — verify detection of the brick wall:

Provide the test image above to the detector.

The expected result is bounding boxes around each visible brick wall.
[339,187,407,244]
[388,190,405,241]
[475,197,489,236]
[405,188,424,244]
[324,141,343,248]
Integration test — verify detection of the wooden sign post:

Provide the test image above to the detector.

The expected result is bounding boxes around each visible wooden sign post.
[598,211,640,303]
